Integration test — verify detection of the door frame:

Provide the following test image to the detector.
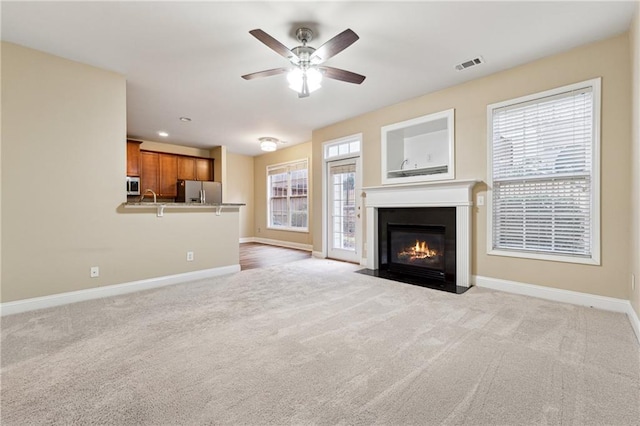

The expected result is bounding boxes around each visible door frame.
[321,134,364,264]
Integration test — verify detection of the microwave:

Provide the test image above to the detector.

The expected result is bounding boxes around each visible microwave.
[126,176,140,196]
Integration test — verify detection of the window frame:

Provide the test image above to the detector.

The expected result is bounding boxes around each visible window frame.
[266,158,309,233]
[486,78,601,265]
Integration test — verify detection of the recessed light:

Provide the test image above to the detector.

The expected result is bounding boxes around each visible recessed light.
[179,117,192,122]
[158,131,169,137]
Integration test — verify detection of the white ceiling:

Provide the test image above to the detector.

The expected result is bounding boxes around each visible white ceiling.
[1,1,636,156]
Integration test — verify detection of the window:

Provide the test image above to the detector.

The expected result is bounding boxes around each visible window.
[324,138,360,160]
[267,159,308,231]
[487,78,600,265]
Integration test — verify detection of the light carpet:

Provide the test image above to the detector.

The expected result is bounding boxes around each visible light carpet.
[2,258,639,425]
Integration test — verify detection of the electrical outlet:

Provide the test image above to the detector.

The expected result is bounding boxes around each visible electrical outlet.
[477,195,485,206]
[186,251,194,262]
[90,266,99,278]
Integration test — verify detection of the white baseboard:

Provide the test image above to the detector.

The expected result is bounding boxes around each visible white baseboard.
[252,237,312,252]
[474,275,640,344]
[239,237,255,243]
[1,264,241,317]
[626,303,640,344]
[309,252,365,265]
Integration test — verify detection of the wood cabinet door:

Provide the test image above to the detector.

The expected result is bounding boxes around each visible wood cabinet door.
[140,151,159,195]
[159,153,178,197]
[196,158,213,181]
[177,156,196,180]
[126,140,142,176]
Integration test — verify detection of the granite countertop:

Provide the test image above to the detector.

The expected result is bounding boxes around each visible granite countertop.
[124,202,245,207]
[123,201,244,216]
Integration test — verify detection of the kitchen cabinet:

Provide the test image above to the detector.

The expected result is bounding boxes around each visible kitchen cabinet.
[159,153,178,198]
[177,156,213,181]
[138,149,213,199]
[177,156,196,181]
[196,158,213,181]
[140,151,159,195]
[126,140,142,176]
[140,151,178,198]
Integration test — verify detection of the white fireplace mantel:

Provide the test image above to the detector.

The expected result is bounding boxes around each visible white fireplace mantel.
[363,179,479,288]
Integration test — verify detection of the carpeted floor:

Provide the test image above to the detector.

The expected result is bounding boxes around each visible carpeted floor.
[2,258,639,425]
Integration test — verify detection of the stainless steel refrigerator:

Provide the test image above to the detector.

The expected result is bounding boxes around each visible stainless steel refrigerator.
[176,180,222,203]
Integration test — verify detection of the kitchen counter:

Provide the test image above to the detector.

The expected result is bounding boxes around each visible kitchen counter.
[123,202,244,216]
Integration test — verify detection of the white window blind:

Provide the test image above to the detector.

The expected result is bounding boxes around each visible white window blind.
[489,80,600,263]
[267,159,308,231]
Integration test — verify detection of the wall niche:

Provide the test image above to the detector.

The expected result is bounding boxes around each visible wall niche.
[381,109,455,185]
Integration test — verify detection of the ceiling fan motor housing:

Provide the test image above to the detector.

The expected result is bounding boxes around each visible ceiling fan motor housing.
[295,27,313,44]
[291,46,316,66]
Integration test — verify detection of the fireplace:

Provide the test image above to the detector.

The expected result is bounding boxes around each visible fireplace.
[360,180,478,294]
[375,207,457,292]
[387,224,446,281]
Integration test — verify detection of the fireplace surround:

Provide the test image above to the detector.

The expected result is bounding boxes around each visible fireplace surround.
[361,180,478,293]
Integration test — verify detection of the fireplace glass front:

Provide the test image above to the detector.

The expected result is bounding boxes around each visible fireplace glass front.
[387,224,446,281]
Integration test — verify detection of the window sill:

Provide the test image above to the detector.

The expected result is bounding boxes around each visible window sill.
[487,248,600,266]
[267,226,309,233]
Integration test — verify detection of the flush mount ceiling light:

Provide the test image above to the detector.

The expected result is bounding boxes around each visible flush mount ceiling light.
[179,117,192,122]
[157,131,169,137]
[259,137,278,152]
[242,27,366,98]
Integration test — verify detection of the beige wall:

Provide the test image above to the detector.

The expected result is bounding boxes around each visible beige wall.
[253,142,312,247]
[313,34,632,299]
[226,152,254,239]
[630,4,640,318]
[1,42,240,303]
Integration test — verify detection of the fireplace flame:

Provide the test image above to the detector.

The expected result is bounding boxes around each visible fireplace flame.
[398,240,439,261]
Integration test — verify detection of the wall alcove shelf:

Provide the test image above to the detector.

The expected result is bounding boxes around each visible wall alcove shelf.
[381,109,455,185]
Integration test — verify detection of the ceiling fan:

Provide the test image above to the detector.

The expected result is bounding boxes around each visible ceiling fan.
[241,27,366,98]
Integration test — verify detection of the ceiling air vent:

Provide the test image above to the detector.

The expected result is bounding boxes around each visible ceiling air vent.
[455,56,485,71]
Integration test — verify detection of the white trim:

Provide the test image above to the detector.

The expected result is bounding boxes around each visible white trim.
[626,304,640,344]
[239,237,255,243]
[363,180,478,287]
[266,157,309,232]
[252,237,312,252]
[486,78,601,266]
[0,265,241,317]
[322,133,363,261]
[323,133,362,161]
[266,226,309,233]
[312,251,325,259]
[381,109,455,185]
[474,275,640,345]
[474,275,629,313]
[487,248,600,265]
[326,156,362,263]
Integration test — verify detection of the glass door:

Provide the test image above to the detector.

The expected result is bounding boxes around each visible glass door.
[327,157,361,263]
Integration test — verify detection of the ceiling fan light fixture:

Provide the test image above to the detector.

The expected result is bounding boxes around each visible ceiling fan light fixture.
[287,68,322,95]
[259,137,278,152]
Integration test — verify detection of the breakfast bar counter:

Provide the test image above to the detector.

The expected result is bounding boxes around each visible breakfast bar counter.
[123,202,244,217]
